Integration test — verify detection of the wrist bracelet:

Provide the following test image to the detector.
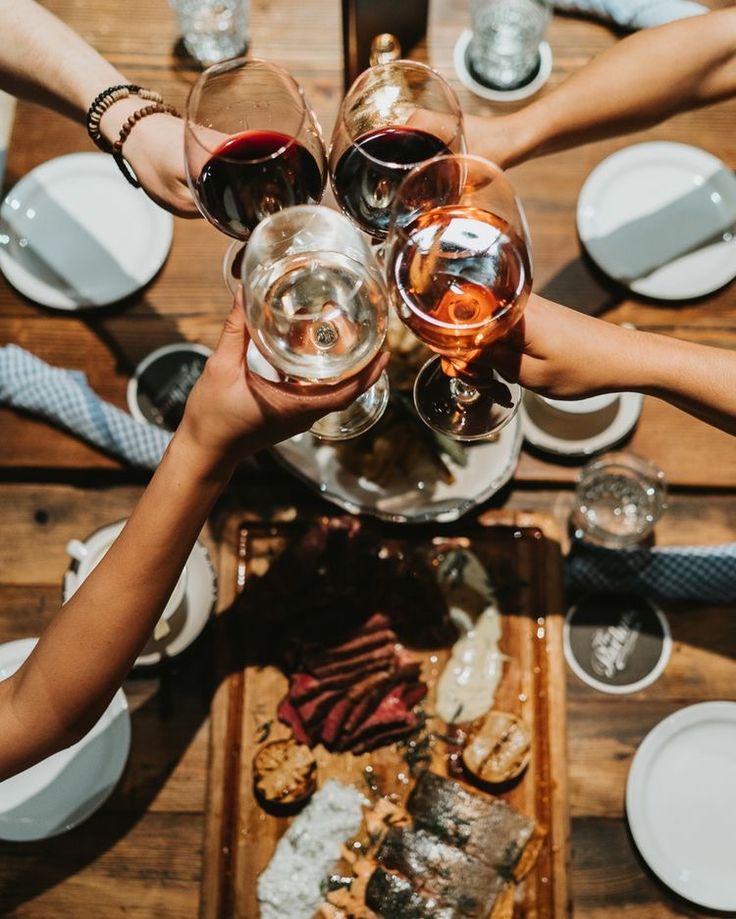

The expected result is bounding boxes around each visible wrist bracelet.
[86,84,178,188]
[112,102,181,188]
[86,84,163,151]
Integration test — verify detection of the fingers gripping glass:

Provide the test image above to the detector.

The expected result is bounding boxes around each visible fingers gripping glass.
[241,205,389,441]
[385,154,532,441]
[184,58,327,292]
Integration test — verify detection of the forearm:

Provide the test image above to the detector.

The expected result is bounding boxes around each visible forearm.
[505,296,736,436]
[1,430,234,779]
[498,9,736,167]
[633,332,736,435]
[0,0,157,147]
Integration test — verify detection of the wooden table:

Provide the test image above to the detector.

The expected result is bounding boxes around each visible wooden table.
[0,1,734,916]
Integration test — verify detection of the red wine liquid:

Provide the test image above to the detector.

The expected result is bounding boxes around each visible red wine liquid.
[332,126,449,238]
[196,130,324,240]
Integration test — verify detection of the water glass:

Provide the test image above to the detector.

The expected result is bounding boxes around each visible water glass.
[169,0,249,66]
[574,452,667,548]
[468,0,551,91]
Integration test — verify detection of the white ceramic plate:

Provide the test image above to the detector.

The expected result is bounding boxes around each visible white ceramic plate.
[521,390,644,458]
[0,638,130,841]
[272,412,522,524]
[577,142,736,300]
[63,521,217,667]
[0,152,173,309]
[626,701,736,910]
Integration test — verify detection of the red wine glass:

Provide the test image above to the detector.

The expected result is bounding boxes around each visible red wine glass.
[184,58,327,291]
[385,155,532,441]
[329,60,465,242]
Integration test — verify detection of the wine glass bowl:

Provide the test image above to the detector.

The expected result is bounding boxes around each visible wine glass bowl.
[184,58,327,288]
[329,60,465,240]
[385,154,532,441]
[242,205,389,440]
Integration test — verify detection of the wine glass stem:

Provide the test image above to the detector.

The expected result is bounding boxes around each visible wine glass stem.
[449,377,480,407]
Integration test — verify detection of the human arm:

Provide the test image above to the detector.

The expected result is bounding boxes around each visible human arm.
[0,295,388,781]
[0,0,197,217]
[465,8,736,168]
[493,294,736,434]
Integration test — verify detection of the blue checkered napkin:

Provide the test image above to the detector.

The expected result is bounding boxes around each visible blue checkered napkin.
[0,345,172,469]
[567,541,736,603]
[554,0,706,28]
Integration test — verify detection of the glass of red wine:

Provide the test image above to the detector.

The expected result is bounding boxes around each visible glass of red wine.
[329,60,465,243]
[241,205,389,441]
[385,154,532,441]
[184,58,327,291]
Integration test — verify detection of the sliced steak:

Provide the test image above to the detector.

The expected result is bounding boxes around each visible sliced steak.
[400,681,428,709]
[290,657,395,703]
[323,670,396,749]
[350,715,418,754]
[339,687,415,752]
[309,643,397,679]
[338,661,421,745]
[276,697,310,746]
[303,627,397,669]
[295,687,343,728]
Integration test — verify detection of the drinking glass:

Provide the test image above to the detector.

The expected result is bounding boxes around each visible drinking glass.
[242,205,389,441]
[184,58,327,291]
[385,154,532,441]
[169,0,249,66]
[329,60,465,242]
[468,0,552,91]
[574,452,667,548]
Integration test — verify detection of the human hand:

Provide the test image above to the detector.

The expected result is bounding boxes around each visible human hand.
[178,289,390,469]
[122,112,200,218]
[461,112,530,171]
[490,293,633,399]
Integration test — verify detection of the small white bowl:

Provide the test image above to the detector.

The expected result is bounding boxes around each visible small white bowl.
[65,526,187,636]
[525,392,621,440]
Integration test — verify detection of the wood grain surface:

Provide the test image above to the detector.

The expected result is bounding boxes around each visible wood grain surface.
[0,1,734,917]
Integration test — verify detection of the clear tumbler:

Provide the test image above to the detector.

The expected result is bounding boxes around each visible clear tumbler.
[169,0,249,66]
[468,0,551,91]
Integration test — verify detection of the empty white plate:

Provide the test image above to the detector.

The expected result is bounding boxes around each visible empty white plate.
[0,152,173,309]
[577,143,736,300]
[0,638,131,841]
[626,701,736,910]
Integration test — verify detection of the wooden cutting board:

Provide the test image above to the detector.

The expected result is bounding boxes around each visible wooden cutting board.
[201,510,570,919]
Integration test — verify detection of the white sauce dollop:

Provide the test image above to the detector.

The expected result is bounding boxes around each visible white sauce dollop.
[257,779,366,919]
[435,549,505,724]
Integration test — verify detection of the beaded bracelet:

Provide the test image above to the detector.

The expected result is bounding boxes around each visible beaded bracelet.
[111,102,181,188]
[86,84,163,151]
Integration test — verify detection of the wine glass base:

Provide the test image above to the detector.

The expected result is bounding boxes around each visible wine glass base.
[310,369,389,442]
[413,356,520,441]
[222,240,246,294]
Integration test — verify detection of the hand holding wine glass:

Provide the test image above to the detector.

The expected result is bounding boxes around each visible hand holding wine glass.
[184,58,327,289]
[329,60,465,241]
[241,205,390,441]
[385,154,532,441]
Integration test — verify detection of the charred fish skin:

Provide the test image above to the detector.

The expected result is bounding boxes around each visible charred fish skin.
[365,867,456,919]
[377,826,505,917]
[408,772,534,875]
